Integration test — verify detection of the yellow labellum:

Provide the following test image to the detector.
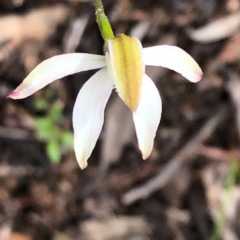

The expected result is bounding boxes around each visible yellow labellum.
[107,34,144,111]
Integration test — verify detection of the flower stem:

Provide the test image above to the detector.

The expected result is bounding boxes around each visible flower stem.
[92,0,114,42]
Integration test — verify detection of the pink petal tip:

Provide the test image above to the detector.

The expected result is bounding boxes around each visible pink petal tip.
[7,88,29,100]
[194,71,203,83]
[7,90,18,99]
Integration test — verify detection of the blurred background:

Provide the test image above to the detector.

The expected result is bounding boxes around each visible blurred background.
[1,0,240,239]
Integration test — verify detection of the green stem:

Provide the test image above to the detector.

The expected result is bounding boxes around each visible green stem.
[93,0,103,10]
[92,0,114,43]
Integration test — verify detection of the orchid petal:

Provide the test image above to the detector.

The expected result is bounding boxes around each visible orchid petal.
[107,34,144,111]
[73,68,113,169]
[8,53,106,99]
[143,45,203,83]
[133,74,162,159]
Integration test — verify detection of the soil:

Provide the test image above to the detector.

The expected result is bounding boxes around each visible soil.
[1,0,240,240]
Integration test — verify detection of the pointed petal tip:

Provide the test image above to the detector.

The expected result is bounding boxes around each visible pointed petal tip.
[174,53,203,83]
[6,92,14,99]
[75,149,89,169]
[197,71,203,82]
[118,95,139,112]
[74,140,90,169]
[188,66,203,83]
[78,159,88,170]
[142,151,151,160]
[7,90,22,99]
[129,103,138,112]
[7,84,33,99]
[140,140,153,160]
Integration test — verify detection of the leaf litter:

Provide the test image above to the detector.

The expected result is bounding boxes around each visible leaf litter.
[1,0,240,240]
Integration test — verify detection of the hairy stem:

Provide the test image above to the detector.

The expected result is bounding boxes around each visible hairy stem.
[92,0,114,43]
[93,0,103,10]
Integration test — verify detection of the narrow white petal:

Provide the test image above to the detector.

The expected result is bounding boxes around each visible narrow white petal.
[73,68,113,169]
[143,45,203,83]
[8,53,106,99]
[133,74,162,159]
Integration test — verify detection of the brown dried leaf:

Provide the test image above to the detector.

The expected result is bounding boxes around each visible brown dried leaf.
[0,5,70,61]
[81,216,151,240]
[187,12,240,43]
[219,33,240,63]
[101,97,134,164]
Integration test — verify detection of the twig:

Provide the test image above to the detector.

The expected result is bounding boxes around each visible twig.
[122,105,227,205]
[0,164,46,178]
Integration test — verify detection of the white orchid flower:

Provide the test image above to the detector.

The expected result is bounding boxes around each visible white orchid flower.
[8,34,202,169]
